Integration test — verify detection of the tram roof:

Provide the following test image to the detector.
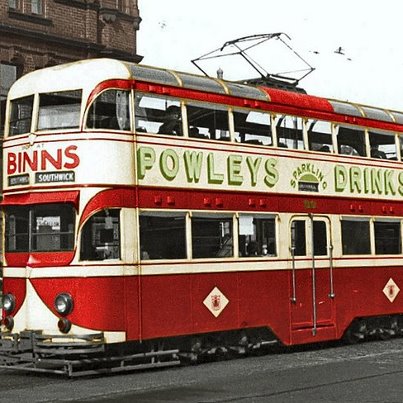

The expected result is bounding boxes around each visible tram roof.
[8,58,403,125]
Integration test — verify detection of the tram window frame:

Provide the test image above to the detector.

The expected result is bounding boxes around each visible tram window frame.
[86,89,131,131]
[369,130,397,160]
[38,90,82,131]
[8,95,34,136]
[276,115,305,150]
[238,214,277,257]
[5,203,75,253]
[336,125,367,157]
[233,108,273,146]
[186,101,230,141]
[134,93,182,136]
[374,219,401,255]
[290,219,306,256]
[139,211,187,260]
[80,209,121,261]
[191,213,233,259]
[306,119,334,153]
[341,217,371,255]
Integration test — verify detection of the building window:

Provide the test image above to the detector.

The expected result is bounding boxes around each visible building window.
[8,0,18,9]
[31,0,43,15]
[0,64,18,136]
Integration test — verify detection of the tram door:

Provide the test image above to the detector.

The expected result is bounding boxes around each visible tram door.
[289,215,335,335]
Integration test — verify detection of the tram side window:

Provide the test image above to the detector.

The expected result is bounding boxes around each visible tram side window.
[374,220,401,255]
[186,101,230,141]
[290,220,306,256]
[80,209,120,261]
[38,90,82,131]
[238,215,276,257]
[192,215,233,258]
[9,95,34,136]
[139,212,186,260]
[307,120,333,153]
[276,115,304,150]
[341,218,370,255]
[134,93,182,135]
[336,126,366,157]
[86,89,130,131]
[233,109,272,145]
[369,131,396,160]
[5,204,75,252]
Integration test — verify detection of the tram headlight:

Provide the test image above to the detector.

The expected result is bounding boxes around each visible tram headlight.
[2,294,16,314]
[54,293,74,316]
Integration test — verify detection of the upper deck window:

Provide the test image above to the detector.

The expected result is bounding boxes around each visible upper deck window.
[276,115,304,150]
[233,109,273,146]
[9,95,33,136]
[186,101,230,141]
[87,89,131,131]
[336,125,366,157]
[369,130,397,160]
[5,203,75,252]
[307,120,333,153]
[135,93,182,135]
[38,90,82,131]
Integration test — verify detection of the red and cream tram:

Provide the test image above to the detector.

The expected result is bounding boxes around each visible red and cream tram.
[2,58,403,375]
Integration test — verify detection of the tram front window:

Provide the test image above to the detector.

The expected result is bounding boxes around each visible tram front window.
[5,204,75,252]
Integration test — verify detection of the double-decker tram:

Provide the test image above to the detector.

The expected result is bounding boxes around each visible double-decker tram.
[2,58,403,375]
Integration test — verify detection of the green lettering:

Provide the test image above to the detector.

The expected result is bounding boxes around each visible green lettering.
[184,151,203,183]
[246,156,262,186]
[160,149,179,181]
[371,168,383,194]
[137,147,155,180]
[264,158,278,187]
[227,155,243,186]
[334,165,347,192]
[207,153,224,184]
[384,170,396,195]
[350,167,362,193]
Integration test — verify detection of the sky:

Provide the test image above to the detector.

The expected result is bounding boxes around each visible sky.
[138,0,403,111]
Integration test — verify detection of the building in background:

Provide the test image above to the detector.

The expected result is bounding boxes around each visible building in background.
[0,0,142,134]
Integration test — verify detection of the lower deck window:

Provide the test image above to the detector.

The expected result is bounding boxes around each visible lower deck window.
[80,209,120,260]
[341,219,371,255]
[192,216,233,258]
[139,213,186,260]
[239,215,276,257]
[374,220,401,254]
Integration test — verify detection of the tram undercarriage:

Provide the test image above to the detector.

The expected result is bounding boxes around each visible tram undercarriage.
[0,315,402,377]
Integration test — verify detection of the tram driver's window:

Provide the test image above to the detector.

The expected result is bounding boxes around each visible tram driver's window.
[374,220,401,255]
[139,212,186,260]
[134,93,182,135]
[192,215,233,258]
[276,115,304,150]
[80,209,120,261]
[238,215,276,257]
[369,131,396,160]
[86,89,130,131]
[233,109,272,145]
[341,218,370,255]
[336,126,366,157]
[186,101,230,141]
[307,120,333,153]
[38,90,82,130]
[9,95,34,136]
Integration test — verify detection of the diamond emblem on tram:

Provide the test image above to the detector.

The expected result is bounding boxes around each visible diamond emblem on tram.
[383,278,400,303]
[203,287,229,317]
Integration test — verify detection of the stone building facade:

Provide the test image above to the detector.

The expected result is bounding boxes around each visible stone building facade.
[0,0,143,134]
